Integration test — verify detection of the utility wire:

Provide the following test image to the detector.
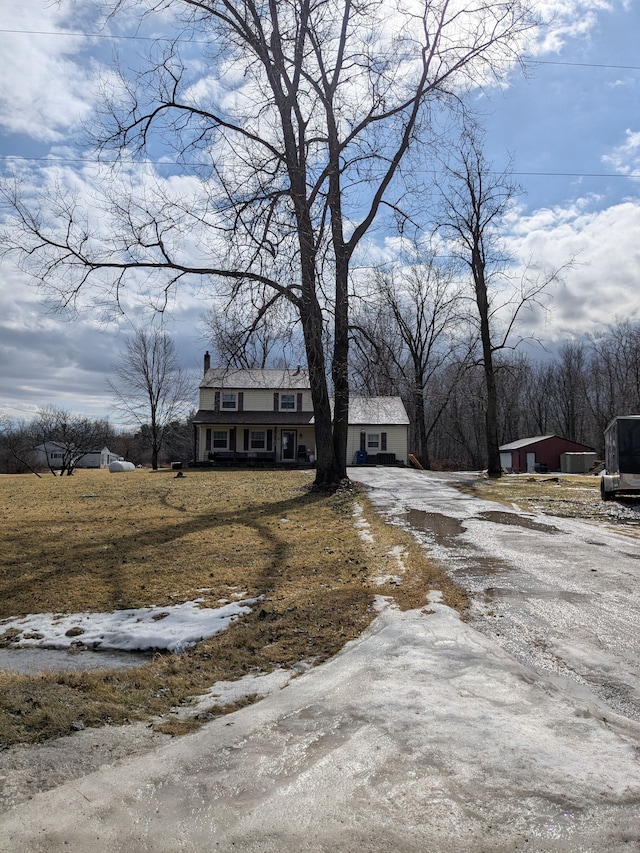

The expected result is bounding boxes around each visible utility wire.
[1,154,639,180]
[1,27,640,71]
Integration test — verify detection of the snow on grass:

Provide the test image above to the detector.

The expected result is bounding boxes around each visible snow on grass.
[0,598,260,654]
[353,502,374,543]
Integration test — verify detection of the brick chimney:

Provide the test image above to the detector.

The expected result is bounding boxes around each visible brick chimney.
[204,351,211,375]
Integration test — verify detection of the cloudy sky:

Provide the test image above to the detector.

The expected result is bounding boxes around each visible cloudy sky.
[0,0,638,425]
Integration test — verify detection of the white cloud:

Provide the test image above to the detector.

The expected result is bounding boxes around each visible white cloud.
[0,1,106,141]
[602,129,640,175]
[527,0,615,55]
[507,197,640,342]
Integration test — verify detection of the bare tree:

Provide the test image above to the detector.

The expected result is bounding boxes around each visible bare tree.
[436,129,559,477]
[108,328,194,469]
[201,297,302,370]
[351,253,470,467]
[0,416,41,476]
[547,341,588,444]
[1,0,535,487]
[32,406,112,476]
[522,359,556,437]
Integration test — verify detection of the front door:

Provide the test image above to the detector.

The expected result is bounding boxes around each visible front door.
[281,430,297,462]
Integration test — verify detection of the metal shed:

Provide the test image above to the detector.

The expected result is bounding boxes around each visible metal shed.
[499,435,595,474]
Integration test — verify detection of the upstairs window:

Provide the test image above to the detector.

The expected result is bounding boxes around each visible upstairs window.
[280,393,296,411]
[221,392,237,410]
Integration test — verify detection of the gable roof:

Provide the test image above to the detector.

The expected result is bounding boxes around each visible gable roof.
[201,368,309,390]
[499,435,555,451]
[347,396,410,426]
[499,435,593,452]
[194,395,409,426]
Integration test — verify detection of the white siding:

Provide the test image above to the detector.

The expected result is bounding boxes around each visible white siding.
[347,425,408,464]
[199,387,313,412]
[200,388,216,409]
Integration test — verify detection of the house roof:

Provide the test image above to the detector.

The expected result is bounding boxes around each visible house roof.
[201,368,310,390]
[347,397,410,426]
[35,443,113,454]
[193,396,409,427]
[500,435,594,452]
[499,435,555,451]
[193,410,314,426]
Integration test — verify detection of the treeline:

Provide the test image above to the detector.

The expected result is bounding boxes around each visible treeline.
[0,406,195,475]
[351,320,640,470]
[7,318,638,476]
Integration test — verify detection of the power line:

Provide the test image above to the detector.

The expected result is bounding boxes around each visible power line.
[0,28,161,40]
[1,27,640,71]
[1,154,639,180]
[0,27,204,43]
[524,59,640,71]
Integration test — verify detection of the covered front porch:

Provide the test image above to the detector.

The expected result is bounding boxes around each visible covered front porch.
[195,423,316,467]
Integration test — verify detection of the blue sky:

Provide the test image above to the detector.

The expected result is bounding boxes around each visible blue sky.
[0,0,639,425]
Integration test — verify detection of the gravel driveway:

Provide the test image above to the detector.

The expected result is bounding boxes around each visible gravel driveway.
[353,467,640,723]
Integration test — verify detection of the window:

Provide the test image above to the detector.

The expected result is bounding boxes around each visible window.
[250,431,266,449]
[213,431,228,449]
[221,392,237,410]
[367,434,380,450]
[280,393,296,411]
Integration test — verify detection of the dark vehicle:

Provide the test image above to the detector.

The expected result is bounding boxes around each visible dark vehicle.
[601,415,640,501]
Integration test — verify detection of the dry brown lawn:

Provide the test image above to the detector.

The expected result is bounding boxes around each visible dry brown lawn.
[456,472,640,535]
[0,468,465,746]
[456,473,601,514]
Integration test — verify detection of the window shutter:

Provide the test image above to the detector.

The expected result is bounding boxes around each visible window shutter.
[360,432,366,452]
[273,392,279,411]
[243,429,249,451]
[205,429,212,451]
[381,432,387,451]
[214,391,220,412]
[297,392,303,412]
[238,392,244,412]
[267,429,273,451]
[229,428,236,451]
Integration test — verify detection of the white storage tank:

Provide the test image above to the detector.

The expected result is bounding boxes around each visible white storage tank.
[108,460,136,473]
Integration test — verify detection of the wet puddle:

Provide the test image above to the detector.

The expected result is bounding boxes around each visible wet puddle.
[406,510,466,546]
[457,555,515,577]
[406,509,559,546]
[0,648,153,675]
[405,509,514,578]
[484,587,589,604]
[475,511,560,534]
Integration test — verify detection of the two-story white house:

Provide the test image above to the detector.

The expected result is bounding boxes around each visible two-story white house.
[193,363,316,465]
[193,356,409,466]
